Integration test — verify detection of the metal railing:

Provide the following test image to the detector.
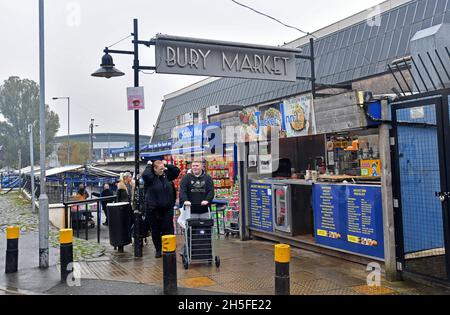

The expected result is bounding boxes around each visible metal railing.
[63,196,117,243]
[389,47,450,97]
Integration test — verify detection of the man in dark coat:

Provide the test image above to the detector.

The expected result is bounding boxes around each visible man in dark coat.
[100,184,113,226]
[142,160,180,258]
[179,160,215,219]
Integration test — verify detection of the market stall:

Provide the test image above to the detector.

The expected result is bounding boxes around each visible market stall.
[241,92,386,262]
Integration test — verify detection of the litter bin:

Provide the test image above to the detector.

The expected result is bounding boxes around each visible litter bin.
[107,202,132,250]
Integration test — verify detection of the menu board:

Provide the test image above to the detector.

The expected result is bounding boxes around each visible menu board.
[314,184,345,241]
[248,182,274,232]
[313,184,384,259]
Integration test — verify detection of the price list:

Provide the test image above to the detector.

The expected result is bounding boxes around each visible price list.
[248,182,274,232]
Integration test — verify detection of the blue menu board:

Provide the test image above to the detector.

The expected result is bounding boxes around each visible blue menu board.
[248,182,274,232]
[313,184,384,259]
[313,184,346,242]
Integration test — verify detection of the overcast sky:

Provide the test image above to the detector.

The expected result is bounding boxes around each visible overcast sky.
[0,0,384,139]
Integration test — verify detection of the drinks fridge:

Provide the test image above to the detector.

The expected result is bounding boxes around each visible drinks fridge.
[272,184,292,234]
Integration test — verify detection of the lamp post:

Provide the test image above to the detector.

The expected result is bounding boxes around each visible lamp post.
[92,19,154,258]
[89,119,99,163]
[52,97,70,165]
[38,0,49,269]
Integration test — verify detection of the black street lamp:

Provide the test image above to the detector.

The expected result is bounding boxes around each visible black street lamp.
[92,19,155,257]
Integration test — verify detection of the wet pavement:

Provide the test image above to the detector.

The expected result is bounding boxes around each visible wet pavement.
[1,192,450,295]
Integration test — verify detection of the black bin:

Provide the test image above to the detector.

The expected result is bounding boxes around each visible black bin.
[107,202,132,247]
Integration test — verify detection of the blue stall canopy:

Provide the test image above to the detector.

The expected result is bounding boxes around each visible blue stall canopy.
[140,146,204,160]
[140,149,173,160]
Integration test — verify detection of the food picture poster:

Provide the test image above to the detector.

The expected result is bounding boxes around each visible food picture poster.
[258,103,285,139]
[238,94,317,141]
[238,106,259,142]
[282,95,316,137]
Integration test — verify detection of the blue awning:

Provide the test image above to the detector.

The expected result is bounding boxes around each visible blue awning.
[171,146,204,155]
[140,149,172,159]
[140,146,204,159]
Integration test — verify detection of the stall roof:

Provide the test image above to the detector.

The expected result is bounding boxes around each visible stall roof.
[28,165,119,178]
[44,165,83,177]
[151,0,445,143]
[85,165,119,178]
[17,166,41,175]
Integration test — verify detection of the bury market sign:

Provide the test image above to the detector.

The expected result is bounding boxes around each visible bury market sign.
[155,35,301,82]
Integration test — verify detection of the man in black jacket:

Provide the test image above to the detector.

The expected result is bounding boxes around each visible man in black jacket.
[142,160,180,258]
[180,160,215,219]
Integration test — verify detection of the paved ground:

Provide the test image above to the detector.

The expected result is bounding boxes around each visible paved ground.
[1,191,450,295]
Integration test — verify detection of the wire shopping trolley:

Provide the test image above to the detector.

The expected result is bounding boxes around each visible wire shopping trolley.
[180,204,220,270]
[224,208,240,238]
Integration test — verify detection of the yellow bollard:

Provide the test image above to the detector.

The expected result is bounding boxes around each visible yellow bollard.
[5,226,20,273]
[162,235,177,295]
[60,229,73,283]
[274,244,290,295]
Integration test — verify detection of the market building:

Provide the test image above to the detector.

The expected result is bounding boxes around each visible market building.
[150,0,450,285]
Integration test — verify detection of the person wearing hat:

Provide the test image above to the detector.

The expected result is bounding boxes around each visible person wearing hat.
[142,160,180,258]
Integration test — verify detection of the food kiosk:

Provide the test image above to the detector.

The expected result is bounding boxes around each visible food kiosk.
[242,91,386,261]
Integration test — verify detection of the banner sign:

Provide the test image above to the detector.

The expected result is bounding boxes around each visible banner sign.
[155,35,300,82]
[127,87,145,111]
[238,94,316,140]
[172,122,222,147]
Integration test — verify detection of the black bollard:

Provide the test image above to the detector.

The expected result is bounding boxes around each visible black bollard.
[133,210,143,257]
[5,226,19,274]
[162,235,177,295]
[60,229,74,283]
[275,244,290,295]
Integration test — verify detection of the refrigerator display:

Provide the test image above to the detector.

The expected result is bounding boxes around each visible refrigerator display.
[272,184,291,234]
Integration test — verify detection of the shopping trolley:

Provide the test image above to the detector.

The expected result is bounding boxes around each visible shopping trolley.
[180,204,220,270]
[224,208,240,238]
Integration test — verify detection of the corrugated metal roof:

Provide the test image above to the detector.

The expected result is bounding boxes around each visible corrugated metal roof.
[152,0,450,143]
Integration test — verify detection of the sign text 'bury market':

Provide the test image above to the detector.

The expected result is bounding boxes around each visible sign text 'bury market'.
[165,46,291,76]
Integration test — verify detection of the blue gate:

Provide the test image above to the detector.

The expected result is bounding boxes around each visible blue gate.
[392,90,450,282]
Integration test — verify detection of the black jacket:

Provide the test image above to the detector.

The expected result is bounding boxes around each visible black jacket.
[179,170,215,214]
[142,164,180,209]
[100,188,113,209]
[116,181,130,203]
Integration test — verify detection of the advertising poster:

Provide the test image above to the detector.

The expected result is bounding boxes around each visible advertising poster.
[258,103,286,139]
[248,182,274,232]
[313,183,384,259]
[127,87,145,111]
[360,160,381,177]
[282,95,316,137]
[238,106,259,142]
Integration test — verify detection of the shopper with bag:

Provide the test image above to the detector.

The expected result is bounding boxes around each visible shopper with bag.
[142,160,180,258]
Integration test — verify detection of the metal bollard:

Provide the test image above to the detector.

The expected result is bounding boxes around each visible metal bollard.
[60,229,73,283]
[274,244,290,295]
[5,226,20,274]
[162,235,177,295]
